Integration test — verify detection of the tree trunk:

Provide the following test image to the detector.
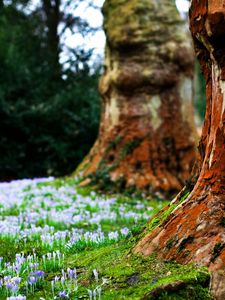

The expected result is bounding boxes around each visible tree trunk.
[134,0,225,271]
[42,0,61,81]
[78,0,197,196]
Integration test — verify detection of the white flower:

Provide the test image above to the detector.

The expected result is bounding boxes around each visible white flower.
[93,269,98,282]
[108,231,119,240]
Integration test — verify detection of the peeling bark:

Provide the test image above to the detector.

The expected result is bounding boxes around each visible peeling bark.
[78,0,197,196]
[134,0,225,271]
[210,271,225,300]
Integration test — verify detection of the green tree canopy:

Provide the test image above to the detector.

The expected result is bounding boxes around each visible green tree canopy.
[0,1,101,180]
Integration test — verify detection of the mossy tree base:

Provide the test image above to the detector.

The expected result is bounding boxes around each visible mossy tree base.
[77,0,198,196]
[69,240,211,300]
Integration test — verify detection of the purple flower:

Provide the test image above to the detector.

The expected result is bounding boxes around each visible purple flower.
[6,282,16,290]
[58,291,68,298]
[120,227,129,236]
[28,275,37,285]
[29,262,39,269]
[14,264,21,272]
[13,277,21,285]
[4,275,12,281]
[35,270,44,278]
[67,268,76,279]
[61,277,65,284]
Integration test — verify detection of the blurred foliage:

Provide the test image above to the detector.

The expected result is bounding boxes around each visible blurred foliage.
[0,1,206,180]
[0,3,101,180]
[195,62,206,121]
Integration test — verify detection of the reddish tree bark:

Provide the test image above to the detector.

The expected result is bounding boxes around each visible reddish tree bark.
[77,0,198,196]
[134,0,225,271]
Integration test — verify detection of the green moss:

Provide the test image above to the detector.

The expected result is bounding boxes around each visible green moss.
[121,137,142,158]
[144,284,211,300]
[180,191,190,202]
[88,165,113,189]
[87,163,127,192]
[107,135,123,151]
[1,205,20,216]
[76,185,93,196]
[0,236,43,261]
[86,137,124,190]
[35,176,78,189]
[148,204,176,232]
[148,191,190,232]
[85,137,144,192]
[64,239,211,300]
[0,236,20,261]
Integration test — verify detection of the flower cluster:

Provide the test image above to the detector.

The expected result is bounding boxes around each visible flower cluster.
[0,178,152,253]
[87,269,107,300]
[0,177,158,299]
[6,296,26,300]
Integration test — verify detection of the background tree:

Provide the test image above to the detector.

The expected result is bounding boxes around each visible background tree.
[134,0,225,272]
[77,0,198,196]
[42,0,61,81]
[0,0,101,180]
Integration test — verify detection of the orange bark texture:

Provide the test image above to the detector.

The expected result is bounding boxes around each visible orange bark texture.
[78,0,197,196]
[134,0,225,271]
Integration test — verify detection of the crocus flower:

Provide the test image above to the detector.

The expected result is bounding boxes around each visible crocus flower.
[5,281,17,291]
[88,289,92,300]
[67,268,76,279]
[13,277,21,285]
[28,275,37,285]
[58,291,68,298]
[93,269,98,283]
[120,227,129,236]
[35,270,44,278]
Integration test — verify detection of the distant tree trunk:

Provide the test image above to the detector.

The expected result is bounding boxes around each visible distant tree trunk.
[134,0,225,271]
[42,0,61,80]
[78,0,197,196]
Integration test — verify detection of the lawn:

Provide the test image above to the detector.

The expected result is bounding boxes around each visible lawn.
[0,177,211,299]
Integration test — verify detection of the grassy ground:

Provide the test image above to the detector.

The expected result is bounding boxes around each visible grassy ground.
[0,177,211,299]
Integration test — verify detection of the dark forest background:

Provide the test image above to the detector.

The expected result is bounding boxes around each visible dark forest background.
[0,0,205,181]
